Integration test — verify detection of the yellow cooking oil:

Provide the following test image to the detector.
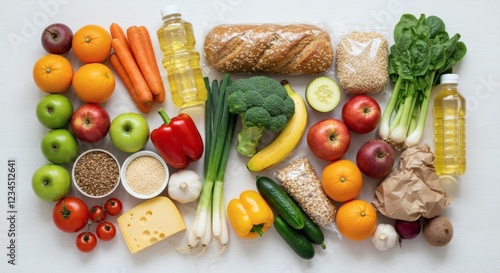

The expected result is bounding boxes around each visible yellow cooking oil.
[156,4,207,108]
[433,74,466,175]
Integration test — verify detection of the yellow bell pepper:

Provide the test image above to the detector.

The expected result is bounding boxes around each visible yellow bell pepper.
[227,190,274,239]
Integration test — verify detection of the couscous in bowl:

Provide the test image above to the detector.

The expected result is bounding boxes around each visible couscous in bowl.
[120,150,169,199]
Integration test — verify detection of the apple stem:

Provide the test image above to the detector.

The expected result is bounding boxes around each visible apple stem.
[378,152,388,158]
[124,124,133,132]
[158,108,171,125]
[45,29,58,40]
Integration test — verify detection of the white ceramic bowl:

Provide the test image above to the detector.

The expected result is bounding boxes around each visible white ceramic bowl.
[72,149,121,199]
[120,150,169,199]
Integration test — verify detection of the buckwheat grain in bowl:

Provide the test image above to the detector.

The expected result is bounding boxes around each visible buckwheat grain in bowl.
[120,151,169,199]
[72,149,120,198]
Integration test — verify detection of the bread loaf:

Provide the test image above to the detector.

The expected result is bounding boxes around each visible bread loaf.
[203,24,334,75]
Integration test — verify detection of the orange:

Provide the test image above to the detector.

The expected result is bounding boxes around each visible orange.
[72,63,115,104]
[321,159,363,202]
[336,199,377,241]
[72,24,112,63]
[33,54,73,93]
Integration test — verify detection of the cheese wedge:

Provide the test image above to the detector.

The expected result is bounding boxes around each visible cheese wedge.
[117,196,186,254]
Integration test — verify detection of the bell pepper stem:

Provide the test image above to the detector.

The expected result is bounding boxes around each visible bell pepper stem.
[251,224,265,237]
[158,108,171,125]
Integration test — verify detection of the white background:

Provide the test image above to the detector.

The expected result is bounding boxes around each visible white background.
[1,0,499,272]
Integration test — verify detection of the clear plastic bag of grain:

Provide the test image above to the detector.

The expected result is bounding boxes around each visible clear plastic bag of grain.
[275,157,336,227]
[335,31,389,95]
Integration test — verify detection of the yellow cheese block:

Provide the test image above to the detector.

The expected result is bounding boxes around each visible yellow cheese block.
[117,196,186,254]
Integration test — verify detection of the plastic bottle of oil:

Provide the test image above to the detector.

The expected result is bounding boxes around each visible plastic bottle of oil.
[156,4,207,108]
[433,74,466,175]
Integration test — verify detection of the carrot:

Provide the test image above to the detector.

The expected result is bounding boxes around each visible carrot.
[138,25,166,103]
[109,53,133,93]
[111,38,153,111]
[109,53,151,114]
[127,26,165,99]
[110,23,130,52]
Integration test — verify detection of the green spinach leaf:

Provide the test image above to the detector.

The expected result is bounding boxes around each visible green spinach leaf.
[425,16,446,38]
[394,14,418,41]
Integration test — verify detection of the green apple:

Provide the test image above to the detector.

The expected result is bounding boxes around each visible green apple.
[32,164,71,202]
[109,112,149,153]
[41,129,79,164]
[36,94,74,129]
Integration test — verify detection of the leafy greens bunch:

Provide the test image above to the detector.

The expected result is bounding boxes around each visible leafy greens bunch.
[378,14,467,149]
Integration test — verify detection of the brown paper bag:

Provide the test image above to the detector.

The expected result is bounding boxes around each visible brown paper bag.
[372,144,452,221]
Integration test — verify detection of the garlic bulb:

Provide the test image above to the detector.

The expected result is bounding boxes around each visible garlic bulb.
[167,169,202,203]
[371,223,398,251]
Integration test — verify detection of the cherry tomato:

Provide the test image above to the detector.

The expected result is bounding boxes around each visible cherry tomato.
[53,196,89,233]
[89,205,106,222]
[76,232,97,252]
[104,198,123,216]
[96,222,116,241]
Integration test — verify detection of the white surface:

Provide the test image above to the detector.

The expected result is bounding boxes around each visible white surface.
[1,0,499,272]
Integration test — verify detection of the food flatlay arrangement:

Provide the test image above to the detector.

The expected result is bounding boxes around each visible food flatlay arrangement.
[31,4,466,258]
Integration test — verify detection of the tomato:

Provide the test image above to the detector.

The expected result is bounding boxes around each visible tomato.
[104,198,123,216]
[52,196,89,233]
[89,205,106,222]
[76,232,97,252]
[96,222,116,241]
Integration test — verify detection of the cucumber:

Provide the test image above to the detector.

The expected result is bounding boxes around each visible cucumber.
[305,76,341,113]
[256,176,304,229]
[274,215,315,260]
[300,209,326,249]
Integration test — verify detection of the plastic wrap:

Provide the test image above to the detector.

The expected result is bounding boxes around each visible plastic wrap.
[333,25,389,95]
[203,23,334,75]
[275,156,336,228]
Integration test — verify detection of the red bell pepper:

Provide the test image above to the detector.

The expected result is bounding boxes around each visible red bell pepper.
[151,108,204,169]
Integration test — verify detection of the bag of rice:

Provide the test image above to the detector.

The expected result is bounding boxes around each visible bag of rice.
[336,31,389,95]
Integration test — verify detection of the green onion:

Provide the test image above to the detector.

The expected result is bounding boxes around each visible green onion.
[378,14,467,149]
[188,74,237,250]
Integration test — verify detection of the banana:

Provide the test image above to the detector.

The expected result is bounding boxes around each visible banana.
[246,80,308,172]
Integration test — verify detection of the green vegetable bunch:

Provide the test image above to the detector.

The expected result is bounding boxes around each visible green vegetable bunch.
[227,76,295,157]
[379,14,467,148]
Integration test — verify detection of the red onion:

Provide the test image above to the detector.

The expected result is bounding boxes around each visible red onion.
[395,219,421,246]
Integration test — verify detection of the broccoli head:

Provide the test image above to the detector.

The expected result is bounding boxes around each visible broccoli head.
[227,76,295,157]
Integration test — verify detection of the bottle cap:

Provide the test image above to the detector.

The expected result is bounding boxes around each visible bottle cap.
[440,74,459,84]
[160,4,181,19]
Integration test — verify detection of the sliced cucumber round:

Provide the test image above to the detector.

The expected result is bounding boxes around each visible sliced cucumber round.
[305,76,341,112]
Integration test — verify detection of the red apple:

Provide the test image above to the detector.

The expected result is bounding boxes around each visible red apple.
[356,139,395,179]
[70,104,110,143]
[41,23,73,55]
[307,118,351,161]
[342,95,381,134]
